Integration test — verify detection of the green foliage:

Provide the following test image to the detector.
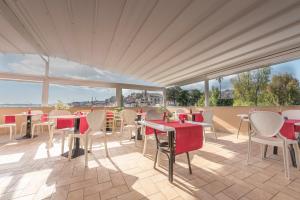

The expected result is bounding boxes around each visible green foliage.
[176,90,190,106]
[217,98,233,106]
[232,67,271,106]
[197,95,205,107]
[210,87,220,106]
[55,100,70,110]
[188,89,202,106]
[166,86,182,105]
[268,73,300,106]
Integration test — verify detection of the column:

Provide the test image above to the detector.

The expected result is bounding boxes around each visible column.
[204,79,209,107]
[41,58,49,107]
[163,88,167,108]
[116,86,122,107]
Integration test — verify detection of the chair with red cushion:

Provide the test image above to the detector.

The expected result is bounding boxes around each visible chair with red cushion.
[0,115,16,140]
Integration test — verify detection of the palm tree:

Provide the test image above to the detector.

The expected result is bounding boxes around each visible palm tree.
[216,77,223,99]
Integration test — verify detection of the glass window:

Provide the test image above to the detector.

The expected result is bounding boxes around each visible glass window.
[0,53,45,75]
[49,57,160,86]
[49,84,116,107]
[0,80,42,107]
[122,89,145,107]
[146,91,163,107]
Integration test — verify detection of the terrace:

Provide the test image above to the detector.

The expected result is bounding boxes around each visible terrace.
[0,1,300,200]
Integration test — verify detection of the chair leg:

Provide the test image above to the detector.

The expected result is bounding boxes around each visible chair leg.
[282,142,290,179]
[31,125,35,139]
[212,125,217,139]
[247,135,251,165]
[237,119,243,139]
[48,125,54,148]
[186,152,192,174]
[203,128,206,143]
[143,135,148,155]
[68,135,73,160]
[9,126,12,140]
[294,143,300,171]
[85,135,88,167]
[61,132,65,154]
[104,133,108,157]
[154,149,158,169]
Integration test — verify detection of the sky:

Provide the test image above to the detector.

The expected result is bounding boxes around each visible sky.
[0,53,300,104]
[181,59,300,91]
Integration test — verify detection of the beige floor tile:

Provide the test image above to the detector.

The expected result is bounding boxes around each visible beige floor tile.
[244,188,273,200]
[203,181,228,195]
[272,192,297,200]
[223,183,252,200]
[67,189,84,200]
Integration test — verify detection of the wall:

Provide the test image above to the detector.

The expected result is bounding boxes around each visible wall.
[167,106,300,135]
[2,105,299,137]
[0,106,161,136]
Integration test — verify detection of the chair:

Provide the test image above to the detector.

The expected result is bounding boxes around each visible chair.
[282,110,300,120]
[20,110,43,137]
[0,115,16,140]
[248,111,300,179]
[68,110,108,167]
[142,109,162,155]
[112,111,122,134]
[47,110,73,151]
[120,110,138,142]
[201,110,217,140]
[175,109,185,120]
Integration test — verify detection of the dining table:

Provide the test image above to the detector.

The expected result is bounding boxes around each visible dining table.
[11,112,42,140]
[48,114,88,158]
[140,120,203,183]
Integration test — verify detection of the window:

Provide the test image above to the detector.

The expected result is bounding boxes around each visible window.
[122,89,145,107]
[0,80,42,107]
[49,57,160,86]
[0,53,45,75]
[146,91,163,107]
[49,84,116,107]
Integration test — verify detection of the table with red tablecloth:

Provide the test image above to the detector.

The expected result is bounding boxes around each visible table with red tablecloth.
[143,120,203,182]
[280,119,300,140]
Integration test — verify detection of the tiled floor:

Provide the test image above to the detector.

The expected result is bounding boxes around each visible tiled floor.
[0,130,299,200]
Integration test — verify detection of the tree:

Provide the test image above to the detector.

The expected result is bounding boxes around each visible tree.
[268,73,300,105]
[166,86,182,105]
[210,87,220,106]
[232,67,271,106]
[188,89,202,106]
[176,90,189,106]
[216,77,223,99]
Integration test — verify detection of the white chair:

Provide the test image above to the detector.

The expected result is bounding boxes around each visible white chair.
[282,110,300,120]
[68,110,108,167]
[201,110,217,140]
[0,116,16,140]
[142,109,162,155]
[120,110,138,142]
[175,109,185,120]
[20,110,43,137]
[248,111,300,179]
[47,110,73,151]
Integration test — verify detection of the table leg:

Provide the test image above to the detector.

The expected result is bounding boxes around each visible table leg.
[17,115,33,140]
[169,131,175,183]
[62,118,84,158]
[289,144,297,167]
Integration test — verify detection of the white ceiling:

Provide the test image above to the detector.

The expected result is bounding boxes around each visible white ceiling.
[0,0,300,86]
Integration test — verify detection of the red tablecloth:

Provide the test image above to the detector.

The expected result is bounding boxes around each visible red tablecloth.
[280,119,300,140]
[56,118,74,129]
[145,120,203,155]
[192,113,203,122]
[4,116,15,124]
